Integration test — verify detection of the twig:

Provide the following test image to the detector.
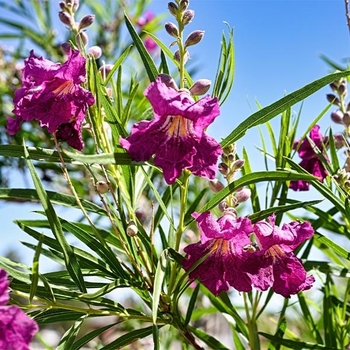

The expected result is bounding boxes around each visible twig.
[345,0,350,33]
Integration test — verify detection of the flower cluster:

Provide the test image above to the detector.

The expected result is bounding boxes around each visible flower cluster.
[120,75,222,184]
[7,49,95,150]
[0,269,38,349]
[182,212,315,297]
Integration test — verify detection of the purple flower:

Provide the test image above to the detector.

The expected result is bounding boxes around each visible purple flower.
[7,49,95,150]
[248,216,315,298]
[182,212,254,295]
[290,125,328,191]
[120,76,222,184]
[0,269,38,350]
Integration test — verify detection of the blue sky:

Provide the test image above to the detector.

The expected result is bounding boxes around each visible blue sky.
[1,0,350,262]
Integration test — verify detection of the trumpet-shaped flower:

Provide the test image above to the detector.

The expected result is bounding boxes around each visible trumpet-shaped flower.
[182,212,254,295]
[248,216,315,297]
[0,269,38,350]
[290,125,328,191]
[7,49,95,150]
[120,77,222,184]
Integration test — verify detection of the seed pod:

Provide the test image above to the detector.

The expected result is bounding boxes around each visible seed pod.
[96,180,109,194]
[127,221,138,237]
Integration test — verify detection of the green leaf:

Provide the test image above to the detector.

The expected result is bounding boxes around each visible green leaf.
[0,188,107,215]
[188,325,230,349]
[23,144,86,292]
[221,70,350,148]
[29,234,43,303]
[56,316,86,350]
[63,150,133,165]
[152,249,168,324]
[184,283,200,327]
[194,171,315,222]
[315,232,350,260]
[124,13,158,82]
[100,325,157,350]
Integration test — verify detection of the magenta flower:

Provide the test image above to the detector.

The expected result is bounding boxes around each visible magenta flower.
[182,212,254,295]
[7,49,95,150]
[0,269,38,350]
[290,125,328,191]
[120,76,222,184]
[248,216,315,298]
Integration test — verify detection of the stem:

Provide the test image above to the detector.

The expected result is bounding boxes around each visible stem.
[243,292,260,350]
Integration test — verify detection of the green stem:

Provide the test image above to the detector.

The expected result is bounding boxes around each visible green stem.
[243,292,260,350]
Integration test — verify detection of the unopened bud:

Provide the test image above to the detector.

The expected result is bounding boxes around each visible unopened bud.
[59,11,74,27]
[182,9,194,25]
[126,221,138,237]
[158,74,178,90]
[87,45,102,59]
[209,179,225,193]
[99,64,114,79]
[174,49,190,65]
[329,82,337,93]
[227,153,235,162]
[333,134,345,149]
[223,143,236,155]
[96,180,109,194]
[168,2,178,16]
[72,0,79,11]
[184,30,205,48]
[218,162,229,176]
[218,200,228,213]
[179,0,189,11]
[165,22,179,38]
[338,83,348,97]
[223,207,237,218]
[189,79,211,95]
[61,42,72,55]
[344,112,350,125]
[78,14,95,31]
[76,31,88,47]
[235,188,251,203]
[232,159,245,171]
[59,2,66,10]
[326,94,340,106]
[331,110,344,124]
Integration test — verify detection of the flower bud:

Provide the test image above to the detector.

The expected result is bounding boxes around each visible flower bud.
[333,134,345,149]
[168,2,178,16]
[78,14,95,31]
[59,2,66,10]
[126,221,138,237]
[99,64,114,79]
[165,22,179,38]
[223,143,236,155]
[232,159,245,171]
[344,112,350,125]
[174,49,190,65]
[87,45,102,59]
[331,110,344,124]
[235,188,251,203]
[189,79,211,95]
[96,180,109,194]
[182,9,194,25]
[158,74,178,90]
[218,200,228,213]
[326,94,340,106]
[218,162,229,176]
[209,179,225,193]
[61,42,72,55]
[59,11,74,27]
[329,82,337,93]
[76,31,88,47]
[179,0,189,11]
[72,0,79,11]
[184,30,205,48]
[338,83,348,98]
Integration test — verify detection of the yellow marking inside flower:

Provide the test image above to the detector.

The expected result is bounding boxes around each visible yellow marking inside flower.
[212,239,229,254]
[52,80,74,97]
[265,245,284,261]
[166,115,189,138]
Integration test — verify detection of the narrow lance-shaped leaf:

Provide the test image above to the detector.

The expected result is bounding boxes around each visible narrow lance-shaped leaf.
[221,70,350,148]
[23,143,87,293]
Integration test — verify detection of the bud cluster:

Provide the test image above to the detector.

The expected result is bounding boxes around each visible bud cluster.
[166,1,204,68]
[210,143,251,211]
[333,168,350,193]
[59,0,98,52]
